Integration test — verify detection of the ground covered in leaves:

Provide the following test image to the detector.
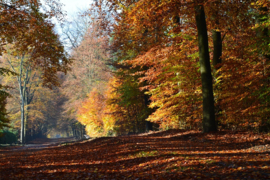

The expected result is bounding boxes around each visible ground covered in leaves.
[0,130,270,180]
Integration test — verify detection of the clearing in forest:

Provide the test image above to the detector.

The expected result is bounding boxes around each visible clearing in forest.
[0,130,269,179]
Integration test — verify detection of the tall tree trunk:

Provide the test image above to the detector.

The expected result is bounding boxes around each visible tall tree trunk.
[212,0,222,70]
[80,123,83,139]
[211,0,223,128]
[20,96,25,144]
[212,30,222,68]
[24,89,28,142]
[144,94,153,131]
[257,5,270,131]
[194,3,217,132]
[257,6,270,73]
[19,56,25,144]
[7,54,28,143]
[23,68,29,142]
[212,29,223,127]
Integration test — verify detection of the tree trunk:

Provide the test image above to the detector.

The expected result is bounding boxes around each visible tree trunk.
[80,123,83,139]
[7,54,28,143]
[20,95,25,144]
[257,6,270,131]
[23,69,29,142]
[24,98,27,142]
[194,3,217,132]
[211,0,223,126]
[212,30,222,68]
[144,94,153,131]
[17,55,26,144]
[212,0,222,70]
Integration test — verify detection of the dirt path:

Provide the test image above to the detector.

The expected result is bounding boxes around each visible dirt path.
[5,137,78,151]
[0,130,269,180]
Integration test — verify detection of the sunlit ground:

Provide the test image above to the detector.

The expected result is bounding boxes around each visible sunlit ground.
[0,130,269,179]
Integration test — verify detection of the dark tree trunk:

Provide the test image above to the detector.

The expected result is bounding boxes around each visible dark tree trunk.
[146,121,153,131]
[144,94,153,131]
[195,3,217,132]
[212,30,222,68]
[257,6,270,131]
[212,0,222,70]
[212,29,223,126]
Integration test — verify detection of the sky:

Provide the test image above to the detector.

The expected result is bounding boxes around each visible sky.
[53,0,94,52]
[59,0,93,18]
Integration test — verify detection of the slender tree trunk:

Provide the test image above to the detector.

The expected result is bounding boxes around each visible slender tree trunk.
[211,0,223,127]
[20,97,25,144]
[194,3,217,132]
[23,68,29,142]
[7,54,29,143]
[80,123,83,139]
[24,104,27,142]
[18,56,25,144]
[24,90,28,142]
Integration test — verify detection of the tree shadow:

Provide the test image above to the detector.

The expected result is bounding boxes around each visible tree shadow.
[0,130,269,179]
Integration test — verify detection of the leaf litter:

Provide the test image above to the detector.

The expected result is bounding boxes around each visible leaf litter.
[0,130,269,179]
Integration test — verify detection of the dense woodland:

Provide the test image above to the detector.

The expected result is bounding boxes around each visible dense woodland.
[0,0,270,144]
[0,1,270,179]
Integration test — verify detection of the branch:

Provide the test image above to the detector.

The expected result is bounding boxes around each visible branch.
[0,2,16,9]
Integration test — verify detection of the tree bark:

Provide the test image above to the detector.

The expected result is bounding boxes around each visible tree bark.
[257,6,270,131]
[19,56,25,144]
[194,3,217,132]
[212,0,222,70]
[144,94,153,131]
[7,54,27,144]
[211,0,223,127]
[212,30,222,68]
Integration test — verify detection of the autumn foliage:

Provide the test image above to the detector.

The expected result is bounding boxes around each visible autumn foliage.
[77,88,107,137]
[78,0,270,134]
[69,0,270,136]
[1,1,270,179]
[2,0,269,144]
[0,0,70,141]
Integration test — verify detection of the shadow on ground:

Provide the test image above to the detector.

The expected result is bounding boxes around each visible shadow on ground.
[0,130,269,179]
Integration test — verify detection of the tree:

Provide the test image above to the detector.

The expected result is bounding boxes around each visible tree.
[6,52,29,144]
[60,8,92,50]
[61,18,110,133]
[0,1,69,134]
[0,0,69,87]
[94,0,218,132]
[92,0,270,133]
[194,2,216,132]
[0,67,16,133]
[0,1,70,138]
[77,88,106,137]
[1,45,63,143]
[0,86,10,136]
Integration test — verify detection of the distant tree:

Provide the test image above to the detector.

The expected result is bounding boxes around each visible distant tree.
[61,19,110,128]
[60,8,92,50]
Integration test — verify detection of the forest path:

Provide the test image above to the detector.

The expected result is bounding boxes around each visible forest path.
[0,130,269,180]
[4,137,78,151]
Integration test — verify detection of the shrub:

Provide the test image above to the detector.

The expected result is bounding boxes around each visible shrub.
[0,130,17,144]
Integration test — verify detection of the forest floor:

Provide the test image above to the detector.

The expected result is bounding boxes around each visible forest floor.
[0,130,270,180]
